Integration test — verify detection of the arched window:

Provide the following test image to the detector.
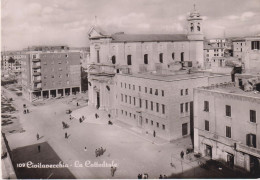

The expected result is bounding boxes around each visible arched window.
[159,53,163,63]
[197,23,200,31]
[181,52,184,62]
[112,55,116,64]
[144,54,148,64]
[191,23,194,32]
[127,55,132,65]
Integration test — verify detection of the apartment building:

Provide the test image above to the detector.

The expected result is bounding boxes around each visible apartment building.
[244,36,260,73]
[21,51,81,101]
[1,51,27,74]
[232,38,246,60]
[194,75,260,174]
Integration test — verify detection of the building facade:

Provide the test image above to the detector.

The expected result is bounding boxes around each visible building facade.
[1,51,27,74]
[194,78,260,174]
[22,51,81,101]
[87,7,232,140]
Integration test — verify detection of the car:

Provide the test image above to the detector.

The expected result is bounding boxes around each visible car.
[66,109,72,114]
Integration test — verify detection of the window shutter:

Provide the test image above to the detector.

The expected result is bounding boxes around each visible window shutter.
[251,41,254,50]
[246,134,250,146]
[252,134,256,148]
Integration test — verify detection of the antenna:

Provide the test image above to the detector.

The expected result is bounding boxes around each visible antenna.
[94,16,97,26]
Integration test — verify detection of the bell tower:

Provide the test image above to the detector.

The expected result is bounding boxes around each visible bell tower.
[187,4,203,41]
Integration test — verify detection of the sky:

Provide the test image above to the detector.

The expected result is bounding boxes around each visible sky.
[1,0,260,51]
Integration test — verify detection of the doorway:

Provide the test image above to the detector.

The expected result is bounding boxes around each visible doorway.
[96,91,100,109]
[205,144,212,158]
[227,153,234,168]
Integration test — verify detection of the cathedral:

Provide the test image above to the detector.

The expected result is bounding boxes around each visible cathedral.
[86,6,231,140]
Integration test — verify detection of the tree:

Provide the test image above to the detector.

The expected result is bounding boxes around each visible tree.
[8,57,15,70]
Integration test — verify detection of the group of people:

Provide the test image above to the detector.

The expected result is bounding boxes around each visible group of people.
[62,121,69,129]
[159,174,168,179]
[137,173,149,179]
[79,115,85,123]
[95,147,105,157]
[111,166,117,177]
[23,104,29,114]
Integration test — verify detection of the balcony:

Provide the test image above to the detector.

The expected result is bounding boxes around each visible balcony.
[32,64,41,69]
[88,64,116,76]
[32,58,41,62]
[33,72,41,76]
[33,79,42,83]
[236,143,260,158]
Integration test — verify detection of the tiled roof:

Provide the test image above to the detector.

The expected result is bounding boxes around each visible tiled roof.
[111,34,188,42]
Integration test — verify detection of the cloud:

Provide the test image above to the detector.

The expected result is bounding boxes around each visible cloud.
[227,15,239,20]
[241,11,255,21]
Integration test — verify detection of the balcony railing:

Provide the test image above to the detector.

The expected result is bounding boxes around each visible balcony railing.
[236,143,260,158]
[32,64,41,69]
[32,58,41,62]
[33,79,42,83]
[33,72,41,76]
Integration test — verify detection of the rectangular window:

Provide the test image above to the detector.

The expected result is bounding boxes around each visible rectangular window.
[125,111,127,116]
[130,113,132,117]
[125,95,127,103]
[205,120,209,131]
[146,118,148,124]
[185,89,188,95]
[150,88,152,94]
[162,104,165,114]
[162,90,164,97]
[144,87,147,93]
[134,97,136,106]
[246,134,256,148]
[182,123,188,136]
[180,103,184,113]
[185,102,189,112]
[204,101,209,112]
[145,100,148,109]
[157,122,159,128]
[226,105,231,117]
[151,101,153,111]
[226,126,231,138]
[155,89,158,95]
[250,110,256,123]
[139,99,142,108]
[151,120,153,126]
[251,41,260,50]
[156,103,159,112]
[162,124,165,130]
[181,89,183,96]
[129,96,131,104]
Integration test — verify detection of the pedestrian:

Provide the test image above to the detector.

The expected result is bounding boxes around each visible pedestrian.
[70,115,72,120]
[153,130,156,137]
[138,174,142,179]
[84,147,87,152]
[38,145,41,152]
[95,113,98,119]
[111,166,116,177]
[77,102,79,106]
[163,175,167,179]
[95,149,98,157]
[180,151,184,159]
[65,132,68,139]
[24,110,26,114]
[36,133,39,140]
[159,174,163,179]
[79,118,82,123]
[97,148,101,156]
[27,109,29,113]
[108,114,111,118]
[100,147,104,155]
